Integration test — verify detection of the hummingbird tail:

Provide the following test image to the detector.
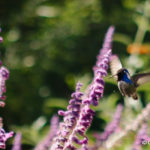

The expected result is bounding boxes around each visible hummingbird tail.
[132,93,138,100]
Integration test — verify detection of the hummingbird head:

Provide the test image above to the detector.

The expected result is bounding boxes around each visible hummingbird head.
[116,68,131,82]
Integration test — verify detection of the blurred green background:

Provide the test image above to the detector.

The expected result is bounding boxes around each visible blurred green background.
[0,0,150,149]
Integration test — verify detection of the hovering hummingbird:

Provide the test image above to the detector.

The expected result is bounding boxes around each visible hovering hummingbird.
[110,55,150,100]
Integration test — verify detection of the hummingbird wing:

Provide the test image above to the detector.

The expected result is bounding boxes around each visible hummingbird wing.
[110,55,122,80]
[131,73,150,87]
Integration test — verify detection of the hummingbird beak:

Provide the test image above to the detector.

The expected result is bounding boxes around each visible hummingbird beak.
[108,74,117,79]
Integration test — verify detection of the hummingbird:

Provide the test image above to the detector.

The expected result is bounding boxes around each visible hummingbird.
[110,55,150,100]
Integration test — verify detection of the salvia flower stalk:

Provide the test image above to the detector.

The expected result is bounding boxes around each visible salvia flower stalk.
[106,103,150,149]
[50,82,83,150]
[11,133,22,150]
[0,128,13,149]
[0,28,14,149]
[0,28,9,105]
[132,122,150,150]
[34,115,59,150]
[0,66,10,104]
[50,26,115,150]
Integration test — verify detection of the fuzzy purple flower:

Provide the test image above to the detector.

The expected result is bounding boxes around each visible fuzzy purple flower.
[50,26,115,150]
[63,26,114,150]
[86,26,115,106]
[11,133,22,150]
[0,29,9,103]
[132,122,150,150]
[0,66,9,102]
[34,115,59,150]
[0,28,14,149]
[0,128,13,149]
[50,82,83,149]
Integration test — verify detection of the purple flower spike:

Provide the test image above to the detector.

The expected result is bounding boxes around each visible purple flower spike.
[11,133,22,150]
[132,122,150,150]
[34,115,59,150]
[0,128,13,149]
[102,26,115,50]
[50,82,83,149]
[0,28,14,149]
[87,26,115,106]
[63,26,114,149]
[0,67,9,102]
[50,26,115,150]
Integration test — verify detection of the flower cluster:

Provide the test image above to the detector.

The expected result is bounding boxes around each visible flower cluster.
[63,26,114,149]
[105,103,150,149]
[132,122,150,150]
[0,66,10,106]
[50,82,83,149]
[50,26,115,150]
[0,28,13,149]
[0,128,13,149]
[89,26,114,106]
[0,28,9,106]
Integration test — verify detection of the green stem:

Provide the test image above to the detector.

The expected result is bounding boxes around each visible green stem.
[134,1,150,44]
